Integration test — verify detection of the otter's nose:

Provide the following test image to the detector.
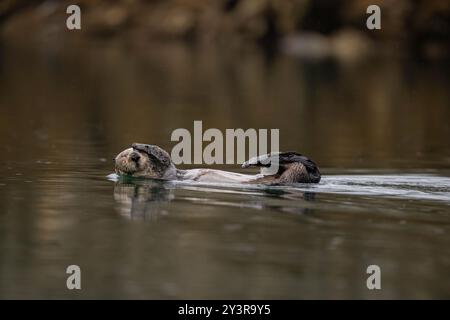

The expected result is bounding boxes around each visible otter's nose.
[130,152,141,162]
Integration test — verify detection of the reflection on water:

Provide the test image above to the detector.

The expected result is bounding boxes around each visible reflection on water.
[109,173,450,219]
[113,178,175,220]
[109,175,318,220]
[0,40,449,298]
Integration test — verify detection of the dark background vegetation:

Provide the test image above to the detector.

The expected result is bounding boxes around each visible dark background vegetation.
[1,0,449,59]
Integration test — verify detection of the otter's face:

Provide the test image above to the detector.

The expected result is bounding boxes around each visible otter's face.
[114,148,148,176]
[114,143,176,179]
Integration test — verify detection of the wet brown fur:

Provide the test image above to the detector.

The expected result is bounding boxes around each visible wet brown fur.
[114,143,321,185]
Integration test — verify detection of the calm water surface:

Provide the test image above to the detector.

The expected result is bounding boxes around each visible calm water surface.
[0,41,449,298]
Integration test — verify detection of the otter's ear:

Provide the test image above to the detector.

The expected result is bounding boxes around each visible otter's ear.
[131,143,171,166]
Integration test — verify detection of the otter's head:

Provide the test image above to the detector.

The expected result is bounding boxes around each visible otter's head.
[114,143,176,179]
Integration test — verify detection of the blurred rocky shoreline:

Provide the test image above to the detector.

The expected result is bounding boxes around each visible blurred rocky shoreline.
[1,0,449,59]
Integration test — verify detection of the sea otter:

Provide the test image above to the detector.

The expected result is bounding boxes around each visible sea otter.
[113,143,321,185]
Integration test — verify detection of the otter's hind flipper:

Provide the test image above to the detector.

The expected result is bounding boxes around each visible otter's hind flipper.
[242,152,321,184]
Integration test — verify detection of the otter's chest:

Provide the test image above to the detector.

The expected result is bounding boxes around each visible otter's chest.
[182,169,262,184]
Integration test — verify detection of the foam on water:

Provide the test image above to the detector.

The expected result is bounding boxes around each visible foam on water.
[288,174,450,202]
[107,173,450,203]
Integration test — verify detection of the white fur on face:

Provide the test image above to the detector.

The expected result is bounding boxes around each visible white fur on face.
[114,148,149,176]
